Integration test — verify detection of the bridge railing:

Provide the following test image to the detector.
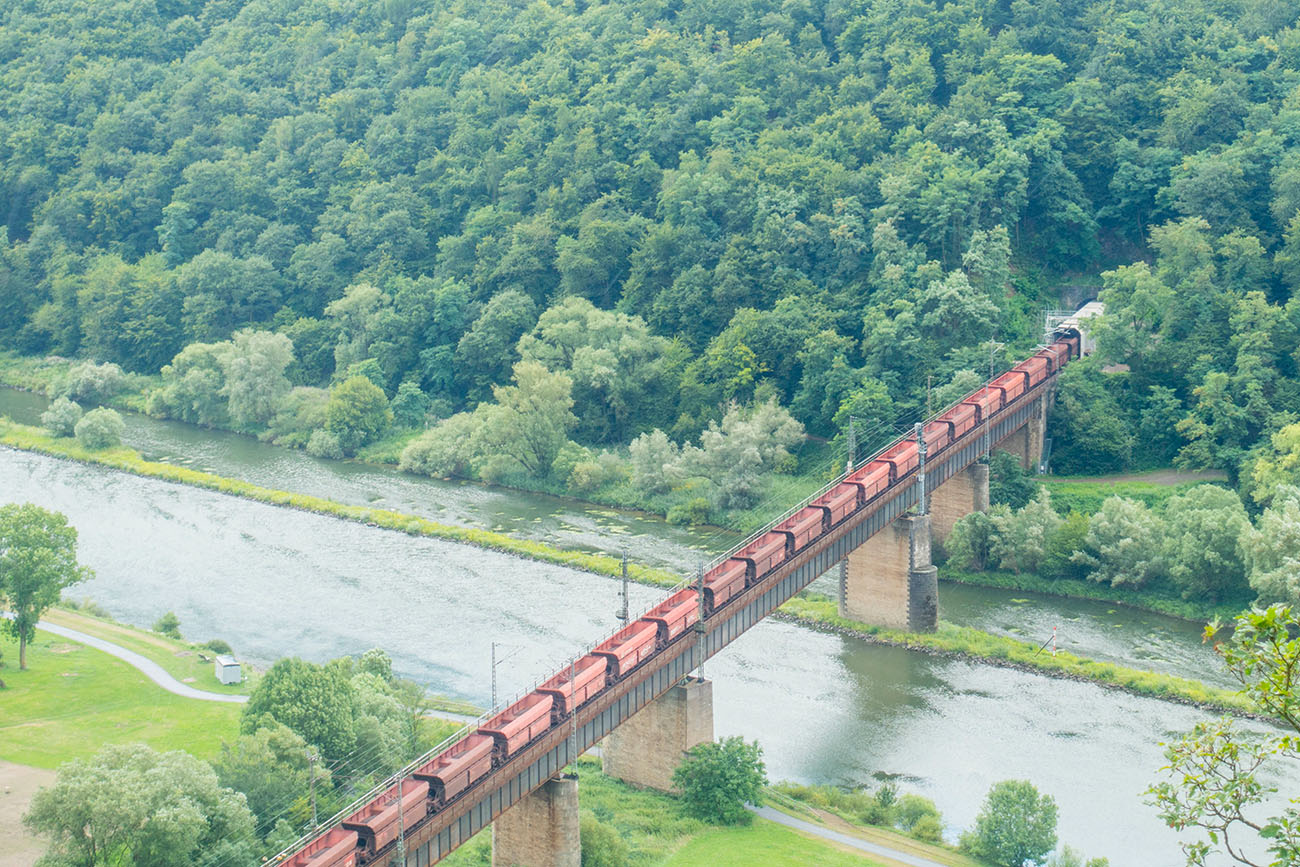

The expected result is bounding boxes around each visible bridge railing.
[698,343,1053,576]
[270,342,1063,866]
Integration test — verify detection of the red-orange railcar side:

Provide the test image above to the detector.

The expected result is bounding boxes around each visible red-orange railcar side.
[342,779,430,855]
[642,588,700,646]
[592,621,659,679]
[412,733,495,807]
[537,655,609,719]
[479,693,554,762]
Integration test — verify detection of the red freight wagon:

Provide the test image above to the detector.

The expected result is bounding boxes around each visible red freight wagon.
[537,654,609,719]
[1058,333,1080,360]
[990,370,1027,403]
[343,778,429,855]
[922,419,952,453]
[702,559,748,613]
[941,402,978,439]
[285,827,358,867]
[812,483,859,526]
[877,440,920,482]
[480,693,554,761]
[847,461,891,501]
[593,620,659,679]
[413,733,494,807]
[643,588,699,646]
[736,532,788,581]
[962,388,1001,423]
[1044,342,1071,368]
[1019,355,1050,386]
[776,506,827,552]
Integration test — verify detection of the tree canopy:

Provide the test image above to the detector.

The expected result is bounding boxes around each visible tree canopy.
[0,504,91,670]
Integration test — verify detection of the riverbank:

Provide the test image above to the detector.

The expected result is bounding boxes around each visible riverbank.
[0,418,1254,718]
[440,756,967,867]
[0,418,684,589]
[938,569,1245,624]
[777,595,1251,716]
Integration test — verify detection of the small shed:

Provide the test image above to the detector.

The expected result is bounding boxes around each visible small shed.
[214,655,242,685]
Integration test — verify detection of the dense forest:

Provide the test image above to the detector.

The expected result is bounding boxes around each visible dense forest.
[6,0,1300,522]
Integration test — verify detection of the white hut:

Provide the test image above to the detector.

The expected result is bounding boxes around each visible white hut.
[214,655,242,685]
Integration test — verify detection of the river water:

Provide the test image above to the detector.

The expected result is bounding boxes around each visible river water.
[0,389,1270,863]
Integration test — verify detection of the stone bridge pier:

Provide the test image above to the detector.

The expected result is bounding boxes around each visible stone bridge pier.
[602,676,713,792]
[492,775,580,867]
[838,390,1058,633]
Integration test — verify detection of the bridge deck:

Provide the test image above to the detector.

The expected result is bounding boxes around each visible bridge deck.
[370,373,1055,866]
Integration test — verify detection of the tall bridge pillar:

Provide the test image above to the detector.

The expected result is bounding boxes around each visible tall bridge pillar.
[1002,393,1048,472]
[491,774,580,867]
[840,514,938,632]
[930,462,990,544]
[601,676,713,792]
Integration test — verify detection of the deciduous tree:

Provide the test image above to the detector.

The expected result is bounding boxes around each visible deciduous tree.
[0,504,90,670]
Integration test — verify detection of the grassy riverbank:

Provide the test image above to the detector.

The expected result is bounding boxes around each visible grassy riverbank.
[0,628,240,769]
[778,594,1251,714]
[0,417,1253,714]
[441,756,961,867]
[938,568,1247,624]
[0,418,684,589]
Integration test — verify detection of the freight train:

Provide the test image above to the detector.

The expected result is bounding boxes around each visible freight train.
[277,326,1083,867]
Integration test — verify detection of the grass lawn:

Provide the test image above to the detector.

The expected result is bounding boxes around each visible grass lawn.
[663,819,889,866]
[45,606,255,695]
[442,757,919,866]
[0,627,241,769]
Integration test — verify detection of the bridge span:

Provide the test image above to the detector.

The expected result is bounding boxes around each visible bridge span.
[275,319,1089,867]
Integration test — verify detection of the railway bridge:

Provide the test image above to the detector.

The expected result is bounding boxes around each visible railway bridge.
[275,310,1098,867]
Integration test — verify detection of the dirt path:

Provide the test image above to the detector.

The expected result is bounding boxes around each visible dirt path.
[0,761,54,867]
[1048,468,1227,485]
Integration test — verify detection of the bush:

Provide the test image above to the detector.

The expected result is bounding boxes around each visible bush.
[40,396,82,437]
[894,793,941,831]
[306,430,344,459]
[667,497,712,525]
[580,813,629,867]
[153,611,182,639]
[910,812,944,842]
[74,407,125,450]
[671,736,766,825]
[49,361,126,404]
[204,639,233,655]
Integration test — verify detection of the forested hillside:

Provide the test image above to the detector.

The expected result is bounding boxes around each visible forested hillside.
[5,0,1300,519]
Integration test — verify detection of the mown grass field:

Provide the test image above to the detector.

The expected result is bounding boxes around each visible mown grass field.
[0,628,241,769]
[44,606,256,696]
[663,821,888,866]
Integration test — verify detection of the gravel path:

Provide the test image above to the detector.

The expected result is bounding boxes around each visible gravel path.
[30,619,248,704]
[749,805,948,867]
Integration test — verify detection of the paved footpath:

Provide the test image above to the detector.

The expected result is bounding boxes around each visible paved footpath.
[749,805,948,867]
[32,619,249,704]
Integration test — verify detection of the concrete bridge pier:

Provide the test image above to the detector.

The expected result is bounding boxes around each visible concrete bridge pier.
[491,774,580,867]
[602,676,713,792]
[840,513,938,632]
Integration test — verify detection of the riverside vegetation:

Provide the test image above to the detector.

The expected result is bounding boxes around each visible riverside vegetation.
[11,0,1300,537]
[0,415,1259,715]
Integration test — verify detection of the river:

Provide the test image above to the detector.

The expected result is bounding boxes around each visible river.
[0,389,1269,863]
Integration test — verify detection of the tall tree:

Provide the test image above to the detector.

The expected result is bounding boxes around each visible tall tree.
[0,504,91,670]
